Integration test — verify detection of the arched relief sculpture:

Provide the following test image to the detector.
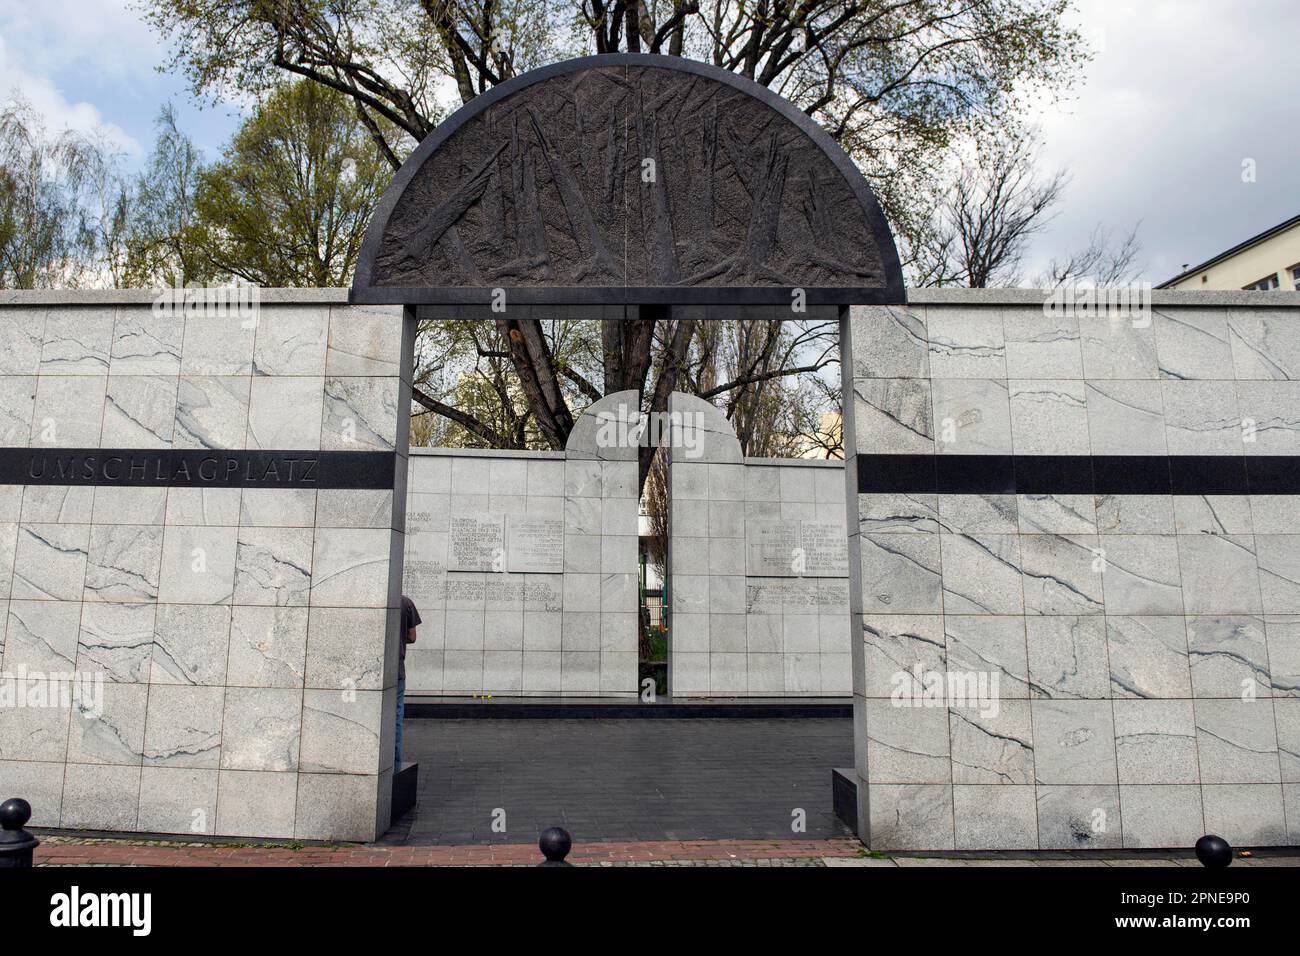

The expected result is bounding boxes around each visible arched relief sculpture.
[353,54,904,305]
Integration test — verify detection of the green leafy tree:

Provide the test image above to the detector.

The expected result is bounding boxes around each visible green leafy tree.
[190,81,393,285]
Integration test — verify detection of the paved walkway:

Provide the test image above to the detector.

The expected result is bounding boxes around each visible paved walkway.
[383,716,855,844]
[33,837,1300,867]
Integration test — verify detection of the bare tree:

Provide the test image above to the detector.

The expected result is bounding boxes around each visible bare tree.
[1034,221,1143,288]
[913,129,1068,287]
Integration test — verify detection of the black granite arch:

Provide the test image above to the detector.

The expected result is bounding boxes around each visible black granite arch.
[351,54,904,306]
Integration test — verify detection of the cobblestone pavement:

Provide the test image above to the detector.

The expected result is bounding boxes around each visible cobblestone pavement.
[383,716,855,844]
[32,836,1300,867]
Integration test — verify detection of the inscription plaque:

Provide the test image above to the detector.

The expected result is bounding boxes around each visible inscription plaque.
[448,513,505,571]
[506,515,564,573]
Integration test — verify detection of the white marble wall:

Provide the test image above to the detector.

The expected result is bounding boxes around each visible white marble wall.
[667,393,851,697]
[0,290,410,842]
[402,392,641,696]
[844,290,1300,850]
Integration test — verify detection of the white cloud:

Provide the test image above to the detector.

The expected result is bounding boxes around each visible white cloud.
[1023,0,1300,284]
[0,33,139,152]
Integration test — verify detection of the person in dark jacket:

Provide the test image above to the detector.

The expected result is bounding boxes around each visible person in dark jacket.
[396,595,421,766]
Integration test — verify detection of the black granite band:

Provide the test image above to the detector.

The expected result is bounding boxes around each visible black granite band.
[855,454,1296,496]
[0,448,396,489]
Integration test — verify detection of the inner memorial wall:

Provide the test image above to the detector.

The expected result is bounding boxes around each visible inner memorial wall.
[401,391,642,697]
[667,392,852,697]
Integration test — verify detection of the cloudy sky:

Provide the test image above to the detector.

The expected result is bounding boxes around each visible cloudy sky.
[1,0,1296,287]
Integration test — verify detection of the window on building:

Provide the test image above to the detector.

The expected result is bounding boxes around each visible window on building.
[1244,274,1281,291]
[1291,264,1300,290]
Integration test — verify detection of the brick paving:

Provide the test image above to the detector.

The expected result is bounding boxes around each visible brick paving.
[33,836,1300,867]
[384,716,855,844]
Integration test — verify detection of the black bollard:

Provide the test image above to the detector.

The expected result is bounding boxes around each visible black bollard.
[537,827,573,867]
[1195,834,1233,868]
[0,798,40,868]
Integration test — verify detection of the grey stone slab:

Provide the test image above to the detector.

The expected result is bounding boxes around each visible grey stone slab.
[1187,615,1270,698]
[321,376,398,451]
[251,306,329,375]
[1020,533,1104,615]
[22,486,94,524]
[12,523,88,601]
[1009,379,1089,455]
[1228,309,1300,380]
[136,766,219,835]
[40,309,114,374]
[77,602,155,683]
[0,310,46,375]
[102,374,177,447]
[1201,783,1288,845]
[65,681,147,766]
[219,687,302,772]
[1031,699,1117,785]
[1036,784,1123,849]
[932,378,1012,455]
[59,763,140,831]
[1163,381,1243,455]
[858,533,942,614]
[1266,616,1300,697]
[1095,494,1175,534]
[926,306,1005,378]
[1195,700,1280,784]
[215,769,297,838]
[1250,495,1300,533]
[859,492,939,533]
[936,494,1017,534]
[1177,534,1262,614]
[326,304,402,376]
[294,771,379,841]
[1113,699,1198,784]
[940,533,1023,614]
[1257,535,1300,612]
[1174,495,1253,535]
[852,379,933,453]
[1003,310,1083,379]
[1017,494,1096,534]
[149,604,230,686]
[1237,381,1300,454]
[1086,381,1166,455]
[239,488,316,528]
[1027,615,1109,699]
[950,700,1033,784]
[30,375,106,446]
[864,783,954,851]
[1080,314,1159,379]
[953,785,1037,850]
[0,759,66,827]
[158,525,238,605]
[1100,535,1183,615]
[849,305,929,378]
[1120,784,1204,848]
[234,526,313,606]
[1274,699,1300,782]
[142,685,224,769]
[1154,308,1232,381]
[181,316,256,375]
[1107,615,1192,699]
[246,375,324,449]
[310,528,391,606]
[226,605,309,687]
[864,699,950,783]
[84,524,163,602]
[93,487,168,525]
[944,614,1029,698]
[173,376,250,450]
[0,377,35,444]
[300,689,382,774]
[164,487,241,527]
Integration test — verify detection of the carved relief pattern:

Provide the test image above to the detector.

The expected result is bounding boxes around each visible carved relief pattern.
[370,64,886,290]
